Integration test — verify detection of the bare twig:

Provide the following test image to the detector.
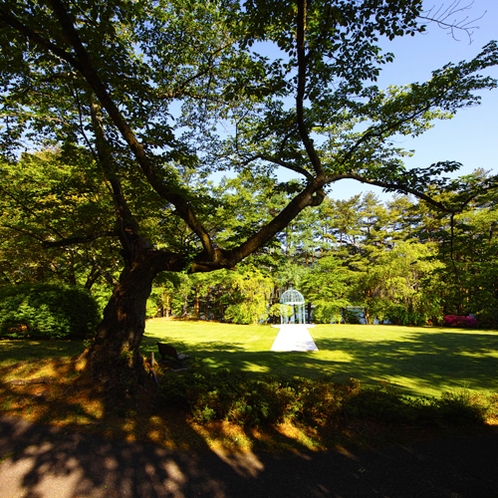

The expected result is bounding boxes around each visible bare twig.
[420,1,485,43]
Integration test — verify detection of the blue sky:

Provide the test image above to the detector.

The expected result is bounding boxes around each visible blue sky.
[328,0,498,200]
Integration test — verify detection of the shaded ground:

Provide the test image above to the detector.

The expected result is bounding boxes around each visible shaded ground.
[1,415,498,498]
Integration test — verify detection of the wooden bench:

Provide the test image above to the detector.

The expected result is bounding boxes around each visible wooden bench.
[156,342,190,370]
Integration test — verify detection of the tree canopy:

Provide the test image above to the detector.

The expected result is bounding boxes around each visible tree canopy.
[0,0,497,384]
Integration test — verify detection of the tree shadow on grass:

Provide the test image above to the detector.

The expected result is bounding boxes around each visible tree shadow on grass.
[0,342,328,497]
[2,328,498,496]
[0,372,358,498]
[142,328,498,395]
[312,330,498,395]
[0,414,286,498]
[5,414,498,498]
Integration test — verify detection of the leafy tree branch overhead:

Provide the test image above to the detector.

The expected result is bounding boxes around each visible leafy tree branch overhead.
[0,0,496,385]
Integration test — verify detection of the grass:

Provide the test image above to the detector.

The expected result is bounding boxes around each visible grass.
[1,318,497,453]
[0,338,84,367]
[143,319,498,397]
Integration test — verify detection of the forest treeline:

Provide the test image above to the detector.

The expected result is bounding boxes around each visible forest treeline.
[1,151,496,328]
[149,169,498,327]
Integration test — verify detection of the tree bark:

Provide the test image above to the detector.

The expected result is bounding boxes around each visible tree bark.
[84,254,159,388]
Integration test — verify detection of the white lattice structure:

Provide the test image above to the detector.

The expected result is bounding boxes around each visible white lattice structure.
[280,288,306,325]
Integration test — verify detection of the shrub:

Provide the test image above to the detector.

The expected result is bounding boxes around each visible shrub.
[312,301,343,324]
[428,391,488,424]
[386,305,432,326]
[268,304,293,323]
[443,315,478,328]
[345,387,489,426]
[224,302,268,325]
[0,283,100,339]
[159,368,295,426]
[159,367,360,427]
[158,367,491,431]
[345,386,419,423]
[341,308,364,324]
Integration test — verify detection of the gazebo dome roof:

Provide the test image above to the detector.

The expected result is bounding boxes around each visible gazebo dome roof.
[280,288,305,305]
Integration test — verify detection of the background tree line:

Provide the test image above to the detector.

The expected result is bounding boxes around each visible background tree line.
[149,169,498,327]
[2,150,496,328]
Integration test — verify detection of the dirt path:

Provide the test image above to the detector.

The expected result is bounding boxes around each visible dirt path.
[1,415,498,497]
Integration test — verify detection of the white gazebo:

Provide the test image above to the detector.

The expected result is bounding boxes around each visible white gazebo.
[280,288,306,325]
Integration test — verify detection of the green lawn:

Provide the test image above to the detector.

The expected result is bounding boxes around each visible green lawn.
[143,319,498,397]
[1,320,496,399]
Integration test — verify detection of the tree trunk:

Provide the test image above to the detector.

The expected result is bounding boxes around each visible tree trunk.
[164,294,170,318]
[182,294,188,317]
[85,256,158,389]
[205,286,210,320]
[194,284,200,318]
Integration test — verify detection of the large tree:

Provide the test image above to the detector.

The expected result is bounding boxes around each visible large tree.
[0,0,497,386]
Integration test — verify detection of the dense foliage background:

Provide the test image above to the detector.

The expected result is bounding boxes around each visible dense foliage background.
[0,282,99,339]
[1,151,496,327]
[145,170,498,327]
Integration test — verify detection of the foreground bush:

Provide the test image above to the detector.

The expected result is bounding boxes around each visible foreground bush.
[158,367,491,429]
[159,368,357,426]
[345,387,489,425]
[0,283,100,339]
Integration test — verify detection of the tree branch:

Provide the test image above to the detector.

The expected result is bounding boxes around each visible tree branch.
[90,99,149,263]
[338,103,434,171]
[0,8,79,68]
[42,231,117,248]
[157,44,231,100]
[296,0,324,178]
[420,0,485,43]
[191,179,326,272]
[335,173,457,213]
[238,152,314,181]
[46,0,217,260]
[0,224,46,243]
[0,186,67,240]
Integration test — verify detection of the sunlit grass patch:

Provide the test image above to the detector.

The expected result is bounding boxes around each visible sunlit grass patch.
[275,421,325,451]
[143,319,498,397]
[190,420,255,452]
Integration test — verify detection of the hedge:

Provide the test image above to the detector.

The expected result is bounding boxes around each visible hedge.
[0,283,100,339]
